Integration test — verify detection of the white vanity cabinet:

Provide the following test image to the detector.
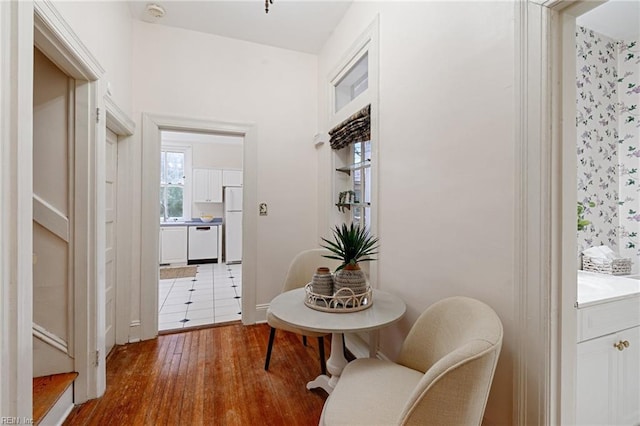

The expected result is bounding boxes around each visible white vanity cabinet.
[159,226,188,264]
[576,285,640,426]
[193,168,223,203]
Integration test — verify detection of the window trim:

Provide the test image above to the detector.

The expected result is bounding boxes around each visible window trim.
[327,16,379,287]
[160,144,192,221]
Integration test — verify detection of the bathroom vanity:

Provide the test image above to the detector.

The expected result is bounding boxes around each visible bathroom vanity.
[576,271,640,425]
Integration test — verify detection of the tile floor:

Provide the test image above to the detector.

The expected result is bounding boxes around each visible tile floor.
[158,262,242,331]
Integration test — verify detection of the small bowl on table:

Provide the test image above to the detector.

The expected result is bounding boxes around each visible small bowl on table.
[200,215,214,223]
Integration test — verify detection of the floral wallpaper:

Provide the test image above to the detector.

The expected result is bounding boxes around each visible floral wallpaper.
[617,38,640,269]
[576,27,619,255]
[576,26,640,272]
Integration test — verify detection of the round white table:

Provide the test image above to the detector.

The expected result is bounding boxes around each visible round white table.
[268,287,406,394]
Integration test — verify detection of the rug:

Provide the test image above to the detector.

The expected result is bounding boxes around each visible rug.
[159,265,197,280]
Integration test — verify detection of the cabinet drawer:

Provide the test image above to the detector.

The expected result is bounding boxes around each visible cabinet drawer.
[578,295,640,342]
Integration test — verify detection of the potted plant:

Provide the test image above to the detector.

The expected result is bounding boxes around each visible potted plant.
[320,223,379,295]
[578,201,595,231]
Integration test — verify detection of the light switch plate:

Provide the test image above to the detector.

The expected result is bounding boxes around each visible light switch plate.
[259,203,268,216]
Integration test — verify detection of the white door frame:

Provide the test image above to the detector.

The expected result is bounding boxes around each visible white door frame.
[517,1,605,424]
[105,95,135,349]
[33,0,106,403]
[0,0,35,417]
[140,114,257,340]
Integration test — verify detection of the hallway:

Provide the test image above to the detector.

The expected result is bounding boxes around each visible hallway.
[63,324,329,425]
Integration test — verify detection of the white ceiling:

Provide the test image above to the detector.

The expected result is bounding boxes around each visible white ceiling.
[577,0,640,40]
[128,0,353,54]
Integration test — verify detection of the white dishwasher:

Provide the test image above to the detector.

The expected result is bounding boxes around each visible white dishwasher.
[188,225,219,263]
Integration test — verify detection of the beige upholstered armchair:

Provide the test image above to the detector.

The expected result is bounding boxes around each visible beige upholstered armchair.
[264,249,342,374]
[320,296,503,425]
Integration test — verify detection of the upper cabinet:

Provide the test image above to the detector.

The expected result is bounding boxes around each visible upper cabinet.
[222,169,243,187]
[193,168,222,203]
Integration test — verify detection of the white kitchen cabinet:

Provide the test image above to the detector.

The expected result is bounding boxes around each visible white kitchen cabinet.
[193,168,222,203]
[576,291,640,426]
[159,226,187,264]
[222,169,243,187]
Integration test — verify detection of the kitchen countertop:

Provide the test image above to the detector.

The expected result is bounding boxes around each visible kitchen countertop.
[160,218,223,227]
[577,270,640,308]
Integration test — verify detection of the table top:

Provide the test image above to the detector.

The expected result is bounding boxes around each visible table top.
[269,288,406,334]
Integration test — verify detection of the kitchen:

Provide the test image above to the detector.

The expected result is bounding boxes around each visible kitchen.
[158,130,244,330]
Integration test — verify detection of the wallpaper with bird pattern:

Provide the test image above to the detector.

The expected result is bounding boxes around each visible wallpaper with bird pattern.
[577,26,640,272]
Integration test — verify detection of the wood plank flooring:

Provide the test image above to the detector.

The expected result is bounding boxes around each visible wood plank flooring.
[64,324,330,425]
[33,372,78,424]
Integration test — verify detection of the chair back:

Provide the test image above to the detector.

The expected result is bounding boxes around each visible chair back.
[396,296,503,425]
[282,249,342,293]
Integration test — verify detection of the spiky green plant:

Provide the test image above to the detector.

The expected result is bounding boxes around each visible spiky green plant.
[320,223,379,271]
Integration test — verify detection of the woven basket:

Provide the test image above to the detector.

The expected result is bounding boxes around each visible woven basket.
[582,255,632,275]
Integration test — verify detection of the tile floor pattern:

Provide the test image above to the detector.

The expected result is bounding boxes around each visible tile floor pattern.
[158,262,242,331]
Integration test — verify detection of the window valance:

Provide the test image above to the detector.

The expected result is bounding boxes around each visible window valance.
[329,104,370,150]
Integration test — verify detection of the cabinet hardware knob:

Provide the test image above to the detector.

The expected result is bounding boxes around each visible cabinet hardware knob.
[613,340,630,351]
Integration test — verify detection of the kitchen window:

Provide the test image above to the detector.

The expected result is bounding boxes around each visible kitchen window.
[160,147,190,222]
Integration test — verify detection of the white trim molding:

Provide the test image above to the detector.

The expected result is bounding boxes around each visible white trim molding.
[33,194,70,242]
[32,323,69,355]
[514,3,554,424]
[0,0,34,417]
[516,1,607,424]
[105,96,135,137]
[33,0,104,81]
[139,114,258,340]
[104,97,136,348]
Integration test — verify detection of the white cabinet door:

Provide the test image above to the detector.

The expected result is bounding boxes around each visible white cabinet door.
[193,169,210,203]
[160,226,187,264]
[193,168,222,203]
[619,326,640,425]
[577,325,640,426]
[209,169,223,202]
[222,169,243,187]
[576,333,618,426]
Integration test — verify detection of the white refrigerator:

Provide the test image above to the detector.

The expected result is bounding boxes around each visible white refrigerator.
[224,187,243,263]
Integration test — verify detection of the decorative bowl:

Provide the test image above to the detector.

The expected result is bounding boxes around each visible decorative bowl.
[200,215,214,223]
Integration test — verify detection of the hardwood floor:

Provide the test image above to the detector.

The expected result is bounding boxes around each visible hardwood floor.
[64,324,330,425]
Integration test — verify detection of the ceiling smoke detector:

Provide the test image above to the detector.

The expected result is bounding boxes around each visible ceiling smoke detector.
[144,3,166,22]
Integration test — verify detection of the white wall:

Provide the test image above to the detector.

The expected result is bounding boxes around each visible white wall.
[131,22,319,324]
[317,3,516,423]
[52,1,133,116]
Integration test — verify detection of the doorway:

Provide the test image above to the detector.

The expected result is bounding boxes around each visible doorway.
[32,46,75,377]
[139,114,258,340]
[551,0,640,423]
[157,130,244,331]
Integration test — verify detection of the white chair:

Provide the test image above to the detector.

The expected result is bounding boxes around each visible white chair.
[264,249,342,374]
[320,296,503,425]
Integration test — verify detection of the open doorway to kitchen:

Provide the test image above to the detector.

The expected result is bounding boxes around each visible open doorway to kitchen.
[157,130,244,331]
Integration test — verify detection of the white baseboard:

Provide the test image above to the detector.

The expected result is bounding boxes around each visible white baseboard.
[344,331,390,361]
[41,384,74,426]
[129,320,141,343]
[254,304,268,324]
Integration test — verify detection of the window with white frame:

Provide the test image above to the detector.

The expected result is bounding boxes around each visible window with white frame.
[334,52,369,113]
[329,20,377,232]
[160,148,189,222]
